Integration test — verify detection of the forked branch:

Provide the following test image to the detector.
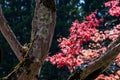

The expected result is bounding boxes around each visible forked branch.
[2,0,56,79]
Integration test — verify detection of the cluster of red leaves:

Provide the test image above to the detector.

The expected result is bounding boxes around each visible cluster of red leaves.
[47,1,120,79]
[80,24,120,63]
[105,0,120,16]
[47,11,104,72]
[95,71,120,80]
[105,24,120,41]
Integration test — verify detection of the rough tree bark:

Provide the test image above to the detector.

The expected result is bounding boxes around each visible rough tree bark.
[0,0,56,80]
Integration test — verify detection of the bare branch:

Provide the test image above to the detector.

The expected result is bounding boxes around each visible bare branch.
[0,5,23,60]
[68,35,120,80]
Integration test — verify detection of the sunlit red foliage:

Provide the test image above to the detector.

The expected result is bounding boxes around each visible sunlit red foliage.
[105,0,120,16]
[47,0,120,79]
[47,11,104,72]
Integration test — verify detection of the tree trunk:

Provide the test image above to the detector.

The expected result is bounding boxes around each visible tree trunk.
[2,0,56,80]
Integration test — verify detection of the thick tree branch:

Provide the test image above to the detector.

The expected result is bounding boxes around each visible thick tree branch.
[68,35,120,80]
[2,0,56,79]
[0,6,23,60]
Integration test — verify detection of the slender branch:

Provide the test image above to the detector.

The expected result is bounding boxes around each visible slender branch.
[0,6,23,60]
[68,35,120,80]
